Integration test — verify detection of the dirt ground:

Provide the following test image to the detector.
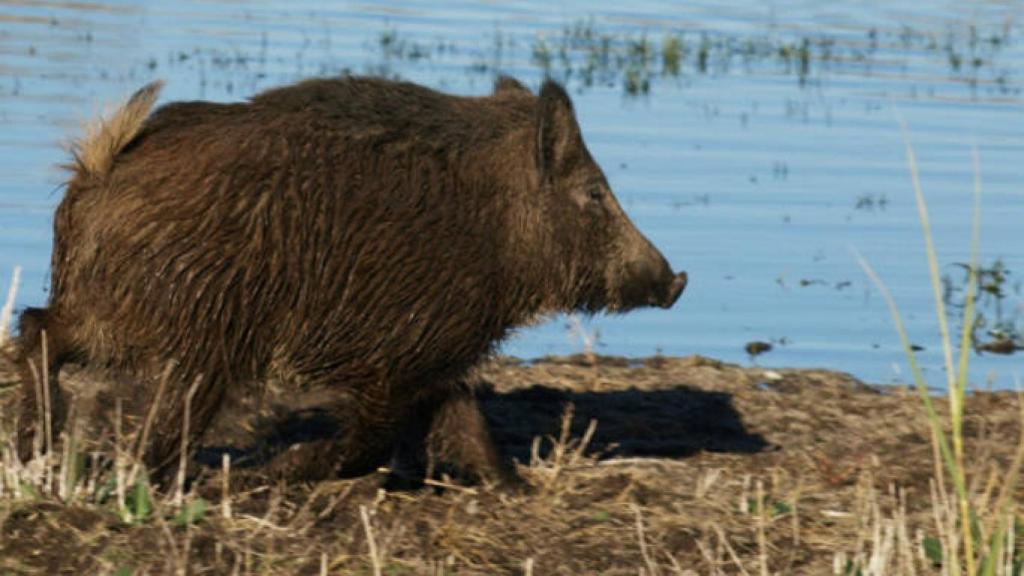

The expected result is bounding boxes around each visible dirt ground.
[0,353,1021,575]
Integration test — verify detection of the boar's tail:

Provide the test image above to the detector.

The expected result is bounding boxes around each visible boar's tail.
[68,80,164,180]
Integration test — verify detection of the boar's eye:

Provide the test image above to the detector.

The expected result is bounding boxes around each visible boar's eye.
[588,186,604,202]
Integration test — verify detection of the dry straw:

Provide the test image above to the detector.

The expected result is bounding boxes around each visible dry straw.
[0,265,20,347]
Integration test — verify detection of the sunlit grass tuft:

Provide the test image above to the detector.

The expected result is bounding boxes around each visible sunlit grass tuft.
[856,128,1023,575]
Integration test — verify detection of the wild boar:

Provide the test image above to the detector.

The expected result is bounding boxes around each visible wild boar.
[15,75,687,485]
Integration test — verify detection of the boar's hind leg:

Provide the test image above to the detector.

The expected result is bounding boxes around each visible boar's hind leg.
[387,380,517,490]
[14,307,76,462]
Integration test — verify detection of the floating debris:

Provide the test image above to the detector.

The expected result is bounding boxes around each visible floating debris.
[943,259,1022,354]
[977,338,1020,355]
[745,341,773,357]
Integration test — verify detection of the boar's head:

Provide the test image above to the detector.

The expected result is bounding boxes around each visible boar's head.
[528,80,688,314]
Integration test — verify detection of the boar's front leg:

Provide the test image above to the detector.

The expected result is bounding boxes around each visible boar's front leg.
[387,379,517,490]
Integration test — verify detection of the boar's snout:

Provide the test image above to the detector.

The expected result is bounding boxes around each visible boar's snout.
[663,271,688,309]
[617,256,688,311]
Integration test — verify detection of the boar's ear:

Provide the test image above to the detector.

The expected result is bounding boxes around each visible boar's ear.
[494,75,531,96]
[536,79,581,180]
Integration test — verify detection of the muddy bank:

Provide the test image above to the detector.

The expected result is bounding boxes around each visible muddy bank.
[0,354,1021,574]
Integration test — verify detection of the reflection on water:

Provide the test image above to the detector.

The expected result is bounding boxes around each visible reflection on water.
[0,0,1021,386]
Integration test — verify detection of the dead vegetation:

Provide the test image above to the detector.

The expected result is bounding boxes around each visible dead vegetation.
[1,349,1021,575]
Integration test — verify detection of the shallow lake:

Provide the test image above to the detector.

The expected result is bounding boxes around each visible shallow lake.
[1,1,1021,388]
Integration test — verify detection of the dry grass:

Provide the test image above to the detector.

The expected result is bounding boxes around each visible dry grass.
[0,265,18,349]
[0,346,1022,575]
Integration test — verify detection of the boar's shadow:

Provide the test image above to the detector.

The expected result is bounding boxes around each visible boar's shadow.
[479,382,769,463]
[196,377,768,470]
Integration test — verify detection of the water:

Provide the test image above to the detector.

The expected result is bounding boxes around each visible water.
[1,1,1022,387]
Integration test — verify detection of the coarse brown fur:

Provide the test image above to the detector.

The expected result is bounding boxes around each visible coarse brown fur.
[16,75,687,486]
